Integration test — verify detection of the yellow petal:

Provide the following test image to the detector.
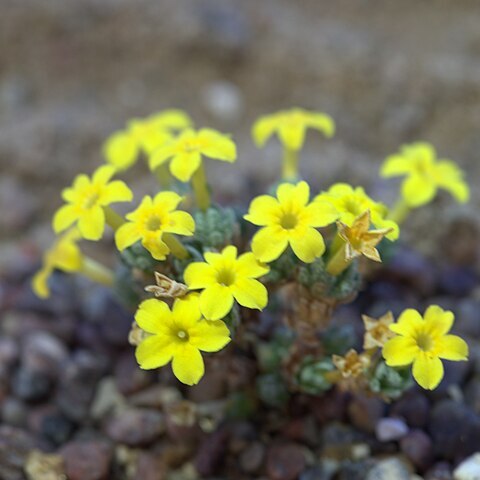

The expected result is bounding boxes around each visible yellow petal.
[170,152,201,182]
[115,223,142,251]
[189,319,231,352]
[244,195,280,226]
[402,175,437,207]
[424,305,454,335]
[221,245,238,261]
[289,227,325,263]
[172,294,202,328]
[184,262,217,289]
[198,129,236,162]
[32,268,51,299]
[199,284,234,320]
[54,241,82,272]
[171,345,205,385]
[380,154,412,177]
[78,207,105,240]
[150,109,192,130]
[252,115,279,147]
[251,226,289,263]
[389,308,424,336]
[437,335,469,361]
[148,144,176,170]
[277,181,310,207]
[236,252,270,278]
[53,205,78,233]
[412,354,444,390]
[382,336,418,366]
[142,236,170,260]
[306,112,335,137]
[93,165,116,185]
[163,211,195,236]
[135,298,172,334]
[301,201,338,228]
[153,191,183,211]
[231,277,268,310]
[102,181,133,204]
[136,336,174,370]
[103,131,138,170]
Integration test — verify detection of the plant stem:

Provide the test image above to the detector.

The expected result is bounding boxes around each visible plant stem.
[326,243,352,276]
[282,147,299,180]
[81,257,114,286]
[388,198,411,225]
[154,164,172,188]
[163,234,189,260]
[104,206,125,231]
[191,163,211,211]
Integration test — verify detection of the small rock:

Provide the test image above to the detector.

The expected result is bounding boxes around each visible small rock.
[22,331,68,374]
[129,385,182,409]
[0,337,19,368]
[348,394,385,433]
[424,461,452,480]
[90,377,127,421]
[114,351,154,396]
[12,367,53,402]
[135,451,166,480]
[60,440,113,480]
[25,450,65,480]
[194,428,229,477]
[400,429,433,471]
[456,300,480,338]
[300,465,336,480]
[40,412,76,447]
[338,460,375,480]
[105,408,165,446]
[391,391,430,428]
[366,457,411,480]
[375,418,408,442]
[1,397,27,427]
[0,426,37,480]
[438,266,478,296]
[266,444,306,480]
[239,441,265,474]
[202,81,243,122]
[454,453,480,480]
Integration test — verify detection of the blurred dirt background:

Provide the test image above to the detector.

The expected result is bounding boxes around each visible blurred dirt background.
[1,0,480,266]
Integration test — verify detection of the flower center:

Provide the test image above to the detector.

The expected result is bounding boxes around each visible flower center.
[216,268,236,287]
[416,331,433,352]
[176,329,189,341]
[146,215,162,231]
[83,192,100,209]
[280,212,298,230]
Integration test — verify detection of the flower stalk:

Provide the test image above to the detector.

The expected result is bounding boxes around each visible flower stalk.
[388,198,411,225]
[282,147,299,180]
[191,163,211,211]
[104,206,125,231]
[163,234,189,260]
[81,257,114,286]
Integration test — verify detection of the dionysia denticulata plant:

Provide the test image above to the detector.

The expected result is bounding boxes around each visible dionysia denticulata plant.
[34,108,470,397]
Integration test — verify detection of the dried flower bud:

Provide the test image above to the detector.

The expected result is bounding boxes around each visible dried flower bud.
[145,272,188,298]
[332,349,370,379]
[362,311,395,349]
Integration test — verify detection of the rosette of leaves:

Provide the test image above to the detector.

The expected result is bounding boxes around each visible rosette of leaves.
[296,357,335,395]
[193,205,239,250]
[369,360,413,399]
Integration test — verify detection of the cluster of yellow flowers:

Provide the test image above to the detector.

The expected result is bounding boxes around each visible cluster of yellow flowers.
[33,107,470,390]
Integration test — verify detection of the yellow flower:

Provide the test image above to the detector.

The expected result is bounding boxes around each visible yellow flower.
[382,306,469,390]
[53,165,133,241]
[244,181,338,263]
[184,245,269,321]
[315,183,399,240]
[337,210,393,263]
[103,110,192,171]
[32,229,83,299]
[135,294,231,385]
[149,128,237,182]
[362,311,395,349]
[252,108,335,151]
[381,142,469,207]
[115,192,194,260]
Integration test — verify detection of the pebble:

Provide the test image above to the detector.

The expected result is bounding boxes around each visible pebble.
[61,440,113,480]
[424,461,453,480]
[1,397,27,427]
[365,457,411,480]
[438,266,478,296]
[90,377,127,421]
[24,450,66,480]
[0,426,37,480]
[454,453,480,480]
[135,451,167,480]
[105,408,165,446]
[22,331,68,375]
[0,337,19,368]
[399,429,433,471]
[40,412,76,447]
[266,444,307,480]
[114,351,154,396]
[348,394,385,433]
[309,389,348,425]
[12,367,53,402]
[239,441,265,474]
[194,428,229,477]
[391,390,430,428]
[429,400,480,461]
[129,385,182,409]
[375,417,408,442]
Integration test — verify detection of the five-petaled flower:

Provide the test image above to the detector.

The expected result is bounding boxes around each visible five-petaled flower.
[244,181,338,263]
[184,245,269,321]
[381,142,469,208]
[252,108,335,151]
[134,294,231,385]
[115,192,195,260]
[337,210,393,263]
[53,165,133,241]
[332,349,370,379]
[382,306,468,390]
[103,109,192,171]
[149,128,237,182]
[362,311,395,349]
[32,229,83,299]
[315,183,399,240]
